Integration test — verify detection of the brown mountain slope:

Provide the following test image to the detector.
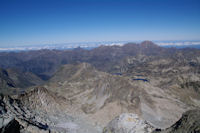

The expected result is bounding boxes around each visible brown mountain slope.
[113,52,200,107]
[46,63,142,114]
[45,63,191,128]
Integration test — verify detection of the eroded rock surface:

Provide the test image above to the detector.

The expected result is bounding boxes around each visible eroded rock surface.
[153,109,200,133]
[103,113,154,133]
[0,90,101,133]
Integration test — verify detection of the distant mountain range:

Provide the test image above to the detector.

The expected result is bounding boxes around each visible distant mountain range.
[0,40,200,52]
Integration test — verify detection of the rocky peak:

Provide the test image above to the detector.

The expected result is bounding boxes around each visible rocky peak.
[19,87,68,114]
[140,41,160,49]
[141,40,155,45]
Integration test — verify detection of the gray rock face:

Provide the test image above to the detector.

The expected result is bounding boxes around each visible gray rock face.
[0,94,50,133]
[0,91,102,133]
[103,113,154,133]
[153,109,200,133]
[0,119,21,133]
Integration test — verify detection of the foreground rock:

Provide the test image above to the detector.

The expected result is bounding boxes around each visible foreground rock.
[1,88,200,133]
[153,109,200,133]
[103,113,154,133]
[0,94,50,133]
[103,110,200,133]
[0,88,101,133]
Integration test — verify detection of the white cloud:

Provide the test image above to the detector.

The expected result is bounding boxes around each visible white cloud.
[156,41,200,46]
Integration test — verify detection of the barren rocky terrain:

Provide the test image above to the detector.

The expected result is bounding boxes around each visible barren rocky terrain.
[0,41,200,133]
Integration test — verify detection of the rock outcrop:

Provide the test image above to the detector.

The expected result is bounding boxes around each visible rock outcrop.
[103,113,154,133]
[0,89,101,133]
[0,94,51,133]
[153,109,200,133]
[18,86,68,114]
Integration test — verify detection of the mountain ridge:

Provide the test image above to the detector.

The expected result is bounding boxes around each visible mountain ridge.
[0,41,181,80]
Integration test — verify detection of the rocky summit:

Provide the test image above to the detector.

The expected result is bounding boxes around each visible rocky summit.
[0,41,200,133]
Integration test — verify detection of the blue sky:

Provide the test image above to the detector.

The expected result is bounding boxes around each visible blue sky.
[0,0,200,47]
